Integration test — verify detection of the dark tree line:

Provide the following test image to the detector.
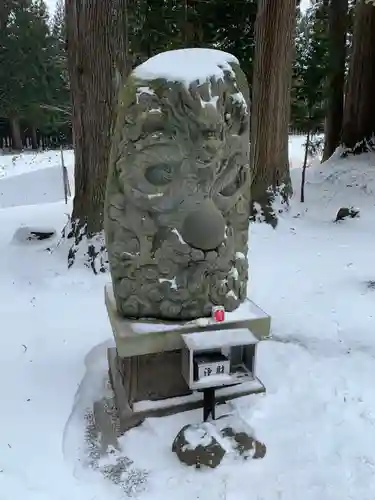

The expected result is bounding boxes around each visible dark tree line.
[342,1,375,152]
[2,0,374,156]
[0,0,70,150]
[293,0,375,157]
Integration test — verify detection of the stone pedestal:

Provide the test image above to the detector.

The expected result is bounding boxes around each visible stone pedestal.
[105,283,271,433]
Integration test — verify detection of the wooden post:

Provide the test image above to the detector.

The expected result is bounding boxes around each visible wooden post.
[60,146,71,204]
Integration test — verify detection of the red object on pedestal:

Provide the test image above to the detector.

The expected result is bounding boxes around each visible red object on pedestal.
[212,306,225,322]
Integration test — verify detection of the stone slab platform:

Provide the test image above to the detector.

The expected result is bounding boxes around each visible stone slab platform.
[105,283,271,357]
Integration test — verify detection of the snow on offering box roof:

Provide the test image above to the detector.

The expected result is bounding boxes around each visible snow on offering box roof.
[133,48,239,86]
[182,328,258,351]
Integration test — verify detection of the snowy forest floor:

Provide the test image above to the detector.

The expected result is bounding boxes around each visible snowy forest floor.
[0,136,375,500]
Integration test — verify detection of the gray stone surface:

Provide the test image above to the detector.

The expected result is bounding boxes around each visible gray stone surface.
[118,349,192,402]
[334,206,360,222]
[221,426,266,459]
[172,423,226,468]
[104,49,251,320]
[107,347,145,432]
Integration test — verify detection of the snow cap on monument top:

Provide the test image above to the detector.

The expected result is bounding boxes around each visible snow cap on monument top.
[133,48,239,87]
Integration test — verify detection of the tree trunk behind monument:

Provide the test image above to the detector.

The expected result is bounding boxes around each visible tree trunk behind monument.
[10,117,23,150]
[322,0,348,161]
[65,0,129,270]
[341,2,375,151]
[66,0,115,238]
[31,125,38,150]
[250,0,296,226]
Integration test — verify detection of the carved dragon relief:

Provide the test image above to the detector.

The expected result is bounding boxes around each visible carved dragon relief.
[104,53,251,320]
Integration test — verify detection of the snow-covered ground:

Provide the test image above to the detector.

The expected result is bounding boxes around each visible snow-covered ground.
[0,149,74,208]
[1,137,375,500]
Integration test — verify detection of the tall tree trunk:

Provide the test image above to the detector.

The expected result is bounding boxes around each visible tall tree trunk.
[66,0,114,238]
[10,117,22,150]
[30,126,38,150]
[323,0,348,161]
[300,129,310,203]
[65,0,129,270]
[65,0,130,270]
[341,2,375,151]
[250,0,296,226]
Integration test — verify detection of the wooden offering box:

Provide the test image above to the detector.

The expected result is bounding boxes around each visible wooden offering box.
[181,328,261,391]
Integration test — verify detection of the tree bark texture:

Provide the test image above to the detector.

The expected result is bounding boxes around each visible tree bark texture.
[250,0,296,224]
[31,126,38,150]
[323,0,348,161]
[300,130,310,203]
[65,0,128,238]
[341,2,375,151]
[10,117,22,150]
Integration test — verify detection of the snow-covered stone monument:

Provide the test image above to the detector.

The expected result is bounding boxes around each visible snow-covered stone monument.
[106,49,250,318]
[104,48,271,438]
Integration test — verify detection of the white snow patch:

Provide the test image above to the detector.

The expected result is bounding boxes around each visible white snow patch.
[136,86,155,96]
[253,201,265,222]
[122,251,137,258]
[0,167,70,208]
[148,108,162,115]
[183,327,258,350]
[11,226,56,245]
[133,48,238,87]
[235,251,245,260]
[231,91,248,112]
[132,380,263,413]
[147,192,163,199]
[193,317,211,327]
[135,86,156,104]
[159,277,178,290]
[172,228,186,244]
[0,149,74,180]
[192,373,234,388]
[228,266,239,280]
[182,424,213,450]
[200,95,219,109]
